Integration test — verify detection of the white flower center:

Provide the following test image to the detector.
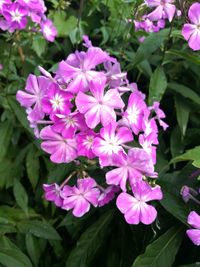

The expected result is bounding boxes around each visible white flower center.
[43,26,52,37]
[50,94,64,111]
[11,10,22,23]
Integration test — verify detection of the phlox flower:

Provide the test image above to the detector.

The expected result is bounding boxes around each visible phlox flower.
[76,77,125,129]
[42,83,73,118]
[56,47,110,93]
[43,183,63,207]
[16,74,51,121]
[40,126,77,163]
[145,0,176,22]
[150,101,168,130]
[61,178,100,217]
[52,112,87,139]
[182,3,200,51]
[93,123,133,167]
[3,2,28,30]
[16,0,46,13]
[76,130,97,159]
[104,61,127,88]
[106,149,157,191]
[41,19,57,42]
[117,181,163,224]
[187,211,200,246]
[98,185,119,207]
[0,0,11,11]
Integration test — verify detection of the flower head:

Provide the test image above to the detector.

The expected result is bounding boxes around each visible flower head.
[187,211,200,246]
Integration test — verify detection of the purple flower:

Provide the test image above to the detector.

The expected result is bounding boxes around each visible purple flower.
[3,3,28,30]
[150,101,168,130]
[0,0,11,11]
[42,83,73,118]
[56,47,110,93]
[16,0,46,13]
[41,19,57,42]
[104,61,127,88]
[43,183,63,207]
[61,178,100,217]
[76,77,125,129]
[145,0,176,22]
[98,185,119,207]
[76,130,97,159]
[186,211,200,246]
[40,126,77,163]
[93,123,133,167]
[182,3,200,51]
[16,74,51,121]
[117,181,163,224]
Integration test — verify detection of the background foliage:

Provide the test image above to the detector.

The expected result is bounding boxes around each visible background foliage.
[0,0,200,266]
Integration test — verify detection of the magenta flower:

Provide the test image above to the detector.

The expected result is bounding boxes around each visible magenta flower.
[123,91,147,135]
[182,3,200,51]
[76,77,125,129]
[40,126,77,163]
[43,183,63,207]
[41,19,57,42]
[0,0,11,11]
[42,83,73,118]
[150,101,168,130]
[117,181,163,224]
[98,185,119,207]
[104,61,127,88]
[3,3,28,30]
[52,112,87,138]
[93,123,133,167]
[146,0,176,22]
[106,149,157,191]
[16,74,50,121]
[186,211,200,246]
[61,178,100,217]
[76,130,97,159]
[56,47,109,93]
[16,0,46,13]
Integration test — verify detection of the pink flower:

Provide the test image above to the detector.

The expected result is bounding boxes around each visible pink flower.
[76,130,97,159]
[40,126,77,163]
[106,149,157,191]
[61,178,100,217]
[76,77,125,129]
[3,2,28,30]
[52,112,87,138]
[41,19,57,42]
[182,3,200,51]
[123,91,147,135]
[150,101,168,130]
[42,83,73,118]
[104,61,127,88]
[146,0,176,22]
[56,47,110,93]
[43,183,63,207]
[186,211,200,246]
[93,123,133,167]
[16,0,46,13]
[16,74,51,121]
[116,181,163,224]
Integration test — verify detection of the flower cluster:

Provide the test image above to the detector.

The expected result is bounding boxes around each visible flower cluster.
[0,0,57,42]
[16,36,166,224]
[132,1,200,51]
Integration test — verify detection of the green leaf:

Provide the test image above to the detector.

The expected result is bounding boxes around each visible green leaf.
[32,36,46,57]
[133,29,170,66]
[170,126,185,158]
[132,226,183,267]
[0,248,33,267]
[166,49,200,65]
[148,66,167,105]
[0,121,13,161]
[13,179,28,216]
[53,12,77,37]
[168,83,200,105]
[65,210,114,267]
[175,96,190,137]
[26,145,40,190]
[25,234,40,267]
[171,146,200,168]
[17,220,61,240]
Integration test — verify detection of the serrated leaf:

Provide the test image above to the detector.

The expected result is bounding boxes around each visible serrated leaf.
[0,248,33,267]
[175,96,190,137]
[13,179,28,216]
[168,83,200,105]
[133,29,170,66]
[132,226,183,267]
[32,36,46,57]
[0,121,13,161]
[26,145,39,190]
[148,66,167,105]
[65,210,114,267]
[17,220,61,240]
